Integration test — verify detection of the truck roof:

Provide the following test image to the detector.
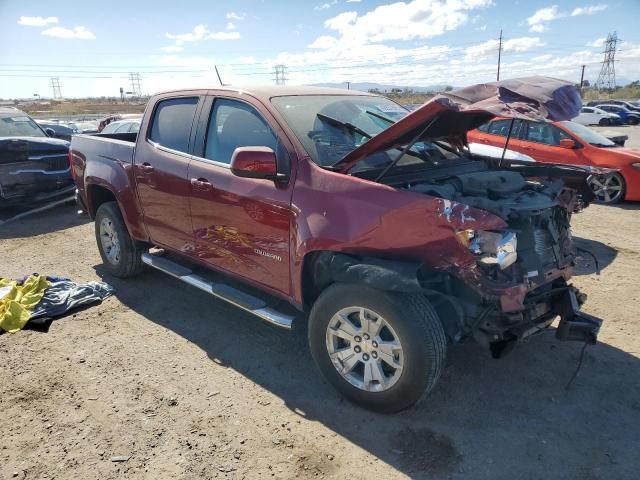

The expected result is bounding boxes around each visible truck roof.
[153,85,373,102]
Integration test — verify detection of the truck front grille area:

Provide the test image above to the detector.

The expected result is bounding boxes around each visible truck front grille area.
[43,155,69,171]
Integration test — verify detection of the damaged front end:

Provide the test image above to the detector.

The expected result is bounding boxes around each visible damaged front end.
[331,76,604,355]
[0,137,73,206]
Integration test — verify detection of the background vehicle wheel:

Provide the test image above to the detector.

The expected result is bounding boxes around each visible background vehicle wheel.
[598,118,610,126]
[308,284,446,413]
[589,172,625,204]
[630,118,640,125]
[95,202,146,277]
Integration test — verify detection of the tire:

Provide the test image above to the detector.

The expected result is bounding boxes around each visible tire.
[95,202,146,277]
[308,284,446,413]
[629,117,639,125]
[588,172,626,204]
[598,118,610,126]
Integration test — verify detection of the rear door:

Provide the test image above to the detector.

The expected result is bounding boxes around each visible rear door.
[187,95,294,296]
[471,119,528,151]
[134,94,202,252]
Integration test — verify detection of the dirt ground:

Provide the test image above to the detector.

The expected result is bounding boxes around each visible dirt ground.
[1,127,639,480]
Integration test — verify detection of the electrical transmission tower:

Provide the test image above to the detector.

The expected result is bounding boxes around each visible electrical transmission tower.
[50,77,62,99]
[273,64,287,85]
[129,72,143,97]
[596,32,618,90]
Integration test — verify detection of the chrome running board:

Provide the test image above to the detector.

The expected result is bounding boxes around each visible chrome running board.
[141,252,294,329]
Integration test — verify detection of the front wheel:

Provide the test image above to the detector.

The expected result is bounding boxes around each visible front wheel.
[95,202,147,277]
[308,284,446,413]
[589,172,626,204]
[598,117,610,126]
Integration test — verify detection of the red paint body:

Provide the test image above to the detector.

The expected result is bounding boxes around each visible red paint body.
[468,119,640,201]
[72,87,572,312]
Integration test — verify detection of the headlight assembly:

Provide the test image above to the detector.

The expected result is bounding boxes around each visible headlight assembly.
[457,230,518,270]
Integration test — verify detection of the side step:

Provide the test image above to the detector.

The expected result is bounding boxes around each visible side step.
[141,253,294,329]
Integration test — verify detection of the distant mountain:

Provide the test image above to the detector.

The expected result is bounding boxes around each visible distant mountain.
[308,82,452,93]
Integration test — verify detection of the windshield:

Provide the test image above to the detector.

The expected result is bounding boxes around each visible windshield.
[271,94,460,172]
[271,95,409,166]
[559,121,616,147]
[0,115,46,137]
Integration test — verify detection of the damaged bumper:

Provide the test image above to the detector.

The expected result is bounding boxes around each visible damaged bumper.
[0,162,73,206]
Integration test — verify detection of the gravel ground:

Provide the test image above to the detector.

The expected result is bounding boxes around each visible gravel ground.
[1,126,639,480]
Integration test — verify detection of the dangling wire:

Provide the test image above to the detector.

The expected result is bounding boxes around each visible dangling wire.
[565,342,588,390]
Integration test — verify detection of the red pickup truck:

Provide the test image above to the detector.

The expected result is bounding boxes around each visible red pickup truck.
[71,78,602,412]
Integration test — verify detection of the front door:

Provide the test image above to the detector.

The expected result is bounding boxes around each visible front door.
[518,121,585,165]
[135,95,201,252]
[187,96,293,296]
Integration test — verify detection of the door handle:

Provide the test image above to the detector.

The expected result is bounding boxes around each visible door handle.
[190,178,212,191]
[140,163,154,173]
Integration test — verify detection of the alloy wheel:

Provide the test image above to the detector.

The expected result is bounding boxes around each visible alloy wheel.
[99,217,121,264]
[589,174,624,203]
[326,306,404,392]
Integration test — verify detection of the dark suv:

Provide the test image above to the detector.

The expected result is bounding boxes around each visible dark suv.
[0,107,74,206]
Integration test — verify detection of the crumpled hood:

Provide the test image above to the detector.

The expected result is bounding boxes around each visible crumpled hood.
[335,76,582,173]
[0,136,69,164]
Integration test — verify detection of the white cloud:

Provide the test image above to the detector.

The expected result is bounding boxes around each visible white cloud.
[160,45,184,52]
[308,35,338,49]
[166,24,208,45]
[346,0,362,2]
[571,4,607,16]
[226,11,246,20]
[465,36,545,60]
[586,37,606,48]
[526,5,564,32]
[226,22,236,30]
[208,31,241,40]
[41,26,95,39]
[18,16,58,27]
[315,0,338,11]
[321,0,493,44]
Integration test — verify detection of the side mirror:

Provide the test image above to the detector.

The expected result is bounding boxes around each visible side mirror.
[559,138,578,149]
[45,127,56,137]
[230,146,284,181]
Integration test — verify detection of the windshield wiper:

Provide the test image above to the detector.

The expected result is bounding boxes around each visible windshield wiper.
[316,113,372,139]
[365,110,396,125]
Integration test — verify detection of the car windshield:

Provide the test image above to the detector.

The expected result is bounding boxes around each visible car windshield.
[559,121,616,147]
[271,94,459,171]
[0,114,46,137]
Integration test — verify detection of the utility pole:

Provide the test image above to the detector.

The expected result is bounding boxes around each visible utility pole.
[496,29,503,81]
[596,32,618,90]
[273,64,287,86]
[346,81,350,90]
[50,77,62,99]
[579,65,586,92]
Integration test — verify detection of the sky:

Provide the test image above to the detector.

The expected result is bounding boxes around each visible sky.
[1,0,639,98]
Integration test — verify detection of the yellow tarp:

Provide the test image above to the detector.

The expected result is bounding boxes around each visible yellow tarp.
[0,275,49,333]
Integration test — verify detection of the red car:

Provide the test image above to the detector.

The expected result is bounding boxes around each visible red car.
[71,78,603,412]
[468,118,640,203]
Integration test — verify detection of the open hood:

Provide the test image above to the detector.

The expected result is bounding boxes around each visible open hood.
[334,76,582,173]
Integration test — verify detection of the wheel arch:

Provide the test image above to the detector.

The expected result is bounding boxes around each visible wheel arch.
[300,251,464,340]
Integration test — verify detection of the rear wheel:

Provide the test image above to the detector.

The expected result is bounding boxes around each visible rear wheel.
[95,202,146,277]
[589,172,625,204]
[308,284,446,413]
[598,117,611,126]
[629,117,639,125]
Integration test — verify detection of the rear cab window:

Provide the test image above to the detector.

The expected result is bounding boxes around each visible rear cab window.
[149,97,199,153]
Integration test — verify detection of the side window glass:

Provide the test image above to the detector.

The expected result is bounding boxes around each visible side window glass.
[204,99,277,164]
[526,122,566,146]
[149,97,199,153]
[129,122,140,133]
[477,122,489,133]
[487,119,523,138]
